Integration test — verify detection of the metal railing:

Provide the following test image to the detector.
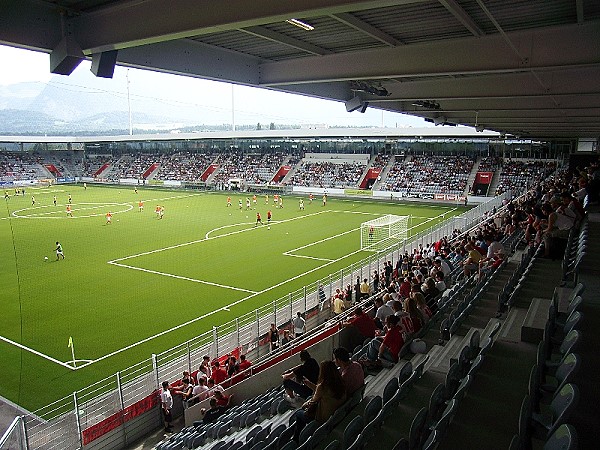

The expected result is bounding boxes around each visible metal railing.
[7,191,511,449]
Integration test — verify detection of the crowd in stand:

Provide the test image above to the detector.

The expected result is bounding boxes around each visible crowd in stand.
[289,160,366,188]
[211,153,287,186]
[477,155,503,173]
[495,160,556,195]
[380,155,475,195]
[154,152,217,182]
[0,152,45,181]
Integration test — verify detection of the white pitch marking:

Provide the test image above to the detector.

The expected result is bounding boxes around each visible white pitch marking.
[0,335,76,371]
[108,262,257,293]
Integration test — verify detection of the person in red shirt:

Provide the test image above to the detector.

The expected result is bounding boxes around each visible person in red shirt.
[366,315,404,365]
[211,361,228,385]
[343,307,377,339]
[238,354,252,373]
[213,390,233,407]
[255,212,262,227]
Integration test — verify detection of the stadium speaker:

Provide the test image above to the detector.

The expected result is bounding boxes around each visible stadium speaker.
[50,36,85,75]
[345,96,368,113]
[91,50,118,78]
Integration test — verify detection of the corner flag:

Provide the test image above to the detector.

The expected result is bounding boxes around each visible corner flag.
[68,336,76,368]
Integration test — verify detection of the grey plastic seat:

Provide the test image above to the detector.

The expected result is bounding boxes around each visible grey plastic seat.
[246,425,262,444]
[343,416,364,449]
[546,331,581,373]
[210,441,227,450]
[453,375,472,402]
[276,426,295,450]
[382,377,399,404]
[532,383,579,439]
[245,409,260,428]
[515,394,532,450]
[216,420,232,439]
[555,296,583,328]
[391,438,408,450]
[552,311,582,343]
[468,354,484,376]
[543,424,578,450]
[250,442,266,450]
[541,353,580,394]
[279,441,298,450]
[298,420,319,445]
[397,361,413,384]
[468,329,480,359]
[229,442,244,450]
[267,424,286,444]
[444,361,461,400]
[363,395,382,425]
[432,399,457,435]
[408,407,428,450]
[302,422,328,450]
[427,384,446,424]
[250,424,272,448]
[421,429,439,450]
[323,440,339,450]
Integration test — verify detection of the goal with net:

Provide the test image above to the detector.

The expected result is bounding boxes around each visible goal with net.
[360,214,410,251]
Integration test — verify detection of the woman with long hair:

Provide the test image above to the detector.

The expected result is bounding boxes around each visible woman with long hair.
[293,360,347,441]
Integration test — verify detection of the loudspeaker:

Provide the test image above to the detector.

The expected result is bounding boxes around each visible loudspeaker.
[345,96,367,113]
[50,36,84,75]
[91,50,118,78]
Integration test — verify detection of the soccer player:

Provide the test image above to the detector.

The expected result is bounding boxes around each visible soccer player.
[226,196,232,207]
[273,194,279,206]
[31,196,35,205]
[155,205,161,217]
[138,200,144,212]
[159,206,165,219]
[322,194,327,206]
[267,210,272,223]
[246,197,251,210]
[238,199,243,210]
[83,182,87,190]
[265,194,269,205]
[53,195,57,206]
[134,187,138,195]
[106,211,112,225]
[66,205,73,217]
[299,199,305,210]
[255,212,262,227]
[68,194,72,204]
[278,197,283,209]
[309,193,314,204]
[252,194,257,208]
[3,191,8,200]
[55,241,65,260]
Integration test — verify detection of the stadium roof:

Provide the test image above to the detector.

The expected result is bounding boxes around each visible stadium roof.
[0,127,501,144]
[1,0,599,139]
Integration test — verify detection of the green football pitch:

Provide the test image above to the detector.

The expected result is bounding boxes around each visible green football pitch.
[0,184,465,410]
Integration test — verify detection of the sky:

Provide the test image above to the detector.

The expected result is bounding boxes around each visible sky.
[0,44,431,129]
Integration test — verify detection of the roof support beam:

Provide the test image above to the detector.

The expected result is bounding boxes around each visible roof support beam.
[259,21,600,85]
[330,12,403,46]
[438,0,484,37]
[240,26,333,56]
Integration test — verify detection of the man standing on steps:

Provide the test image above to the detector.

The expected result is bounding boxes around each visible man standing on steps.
[293,312,306,338]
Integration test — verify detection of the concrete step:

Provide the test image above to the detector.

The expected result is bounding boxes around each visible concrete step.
[497,307,528,343]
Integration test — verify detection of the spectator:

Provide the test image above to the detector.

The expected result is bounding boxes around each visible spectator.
[365,315,404,367]
[333,347,364,397]
[344,306,377,339]
[238,354,252,373]
[282,350,320,402]
[160,381,173,432]
[268,323,280,351]
[360,278,371,299]
[292,360,347,442]
[374,297,394,329]
[211,361,228,385]
[199,355,212,380]
[293,312,306,338]
[281,329,292,346]
[200,398,227,424]
[189,377,209,406]
[207,378,224,396]
[213,390,233,408]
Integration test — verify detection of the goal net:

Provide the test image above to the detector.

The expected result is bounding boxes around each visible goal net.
[361,214,410,251]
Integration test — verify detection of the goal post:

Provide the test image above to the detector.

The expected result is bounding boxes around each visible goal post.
[361,214,410,251]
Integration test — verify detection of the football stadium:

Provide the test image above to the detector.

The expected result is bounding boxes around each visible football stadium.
[2,2,600,450]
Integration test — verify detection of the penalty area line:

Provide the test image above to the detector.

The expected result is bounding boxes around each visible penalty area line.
[0,335,76,371]
[107,262,257,293]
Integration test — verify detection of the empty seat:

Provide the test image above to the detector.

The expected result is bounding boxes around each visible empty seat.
[531,383,579,440]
